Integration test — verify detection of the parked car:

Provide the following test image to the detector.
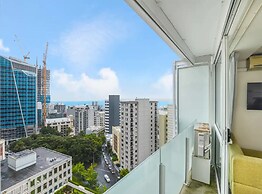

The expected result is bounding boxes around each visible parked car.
[111,169,115,174]
[108,165,112,170]
[105,160,109,165]
[104,174,110,183]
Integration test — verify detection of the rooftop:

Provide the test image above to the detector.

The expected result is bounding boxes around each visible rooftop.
[8,149,35,160]
[46,117,71,124]
[1,147,71,191]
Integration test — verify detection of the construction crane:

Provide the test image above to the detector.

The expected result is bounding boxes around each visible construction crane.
[42,42,48,124]
[14,34,30,62]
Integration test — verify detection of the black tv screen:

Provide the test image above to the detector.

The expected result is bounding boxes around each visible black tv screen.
[247,82,262,110]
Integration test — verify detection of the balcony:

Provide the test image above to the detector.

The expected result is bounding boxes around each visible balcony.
[105,121,217,194]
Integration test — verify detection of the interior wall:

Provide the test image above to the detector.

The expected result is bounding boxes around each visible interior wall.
[232,69,262,151]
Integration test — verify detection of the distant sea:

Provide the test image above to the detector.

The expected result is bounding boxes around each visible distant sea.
[52,100,172,108]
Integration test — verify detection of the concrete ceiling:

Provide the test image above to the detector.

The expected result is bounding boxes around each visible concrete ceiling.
[126,0,262,63]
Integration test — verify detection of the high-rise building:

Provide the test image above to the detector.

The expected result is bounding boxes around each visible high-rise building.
[67,104,104,135]
[120,99,158,171]
[167,104,175,140]
[105,95,120,134]
[158,110,168,147]
[37,68,50,103]
[96,111,105,128]
[37,67,50,125]
[112,126,121,161]
[0,56,37,141]
[158,104,176,146]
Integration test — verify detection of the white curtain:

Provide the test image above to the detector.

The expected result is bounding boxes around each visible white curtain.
[227,52,238,130]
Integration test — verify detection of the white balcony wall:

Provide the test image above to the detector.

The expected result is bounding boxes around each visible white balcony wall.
[177,65,209,131]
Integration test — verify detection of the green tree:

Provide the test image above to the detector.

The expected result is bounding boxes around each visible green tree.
[111,153,118,162]
[9,132,105,166]
[120,168,129,178]
[12,140,26,152]
[40,126,60,136]
[72,162,86,181]
[85,164,98,190]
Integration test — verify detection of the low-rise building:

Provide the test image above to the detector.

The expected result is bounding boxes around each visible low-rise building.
[45,117,74,136]
[1,147,72,194]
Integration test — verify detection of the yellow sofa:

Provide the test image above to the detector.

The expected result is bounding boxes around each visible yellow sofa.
[229,141,262,194]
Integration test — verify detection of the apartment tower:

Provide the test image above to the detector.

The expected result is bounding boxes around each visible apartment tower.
[105,95,120,134]
[37,67,50,125]
[158,110,168,147]
[0,56,37,141]
[120,99,158,171]
[67,104,104,134]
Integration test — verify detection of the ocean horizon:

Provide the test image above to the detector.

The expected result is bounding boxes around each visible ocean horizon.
[52,100,173,107]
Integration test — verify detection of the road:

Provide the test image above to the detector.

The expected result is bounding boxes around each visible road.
[95,149,120,189]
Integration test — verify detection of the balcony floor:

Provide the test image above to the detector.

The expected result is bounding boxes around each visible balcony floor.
[180,168,218,194]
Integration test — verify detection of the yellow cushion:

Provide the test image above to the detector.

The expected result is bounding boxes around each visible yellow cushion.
[233,182,262,194]
[229,143,244,188]
[233,155,262,190]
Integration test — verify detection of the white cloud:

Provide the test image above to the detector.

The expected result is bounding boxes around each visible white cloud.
[53,16,127,66]
[0,39,10,52]
[152,73,173,98]
[52,68,120,101]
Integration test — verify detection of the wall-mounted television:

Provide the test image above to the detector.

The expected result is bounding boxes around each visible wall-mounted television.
[247,82,262,110]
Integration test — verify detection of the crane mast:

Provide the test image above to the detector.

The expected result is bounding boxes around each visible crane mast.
[42,42,48,124]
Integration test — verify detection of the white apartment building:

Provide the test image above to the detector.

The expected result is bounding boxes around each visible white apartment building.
[1,147,72,194]
[112,126,121,160]
[67,105,105,135]
[120,99,158,171]
[45,117,74,136]
[167,104,175,141]
[96,111,105,128]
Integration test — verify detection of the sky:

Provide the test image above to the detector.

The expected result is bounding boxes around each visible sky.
[0,0,178,101]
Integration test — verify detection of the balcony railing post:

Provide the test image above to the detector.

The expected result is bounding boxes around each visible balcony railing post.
[159,163,165,194]
[184,137,190,185]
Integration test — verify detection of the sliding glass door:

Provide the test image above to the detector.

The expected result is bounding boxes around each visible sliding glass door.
[213,36,229,194]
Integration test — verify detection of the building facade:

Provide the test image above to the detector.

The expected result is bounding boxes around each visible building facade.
[167,104,175,141]
[37,68,50,126]
[37,68,50,103]
[120,99,158,171]
[158,110,168,147]
[158,104,175,146]
[45,117,74,136]
[0,56,37,141]
[1,147,72,194]
[67,104,105,135]
[112,126,121,160]
[105,95,120,134]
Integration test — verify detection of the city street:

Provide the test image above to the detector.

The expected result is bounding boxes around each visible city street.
[95,149,120,189]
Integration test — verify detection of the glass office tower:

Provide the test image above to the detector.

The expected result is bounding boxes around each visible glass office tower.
[0,56,37,141]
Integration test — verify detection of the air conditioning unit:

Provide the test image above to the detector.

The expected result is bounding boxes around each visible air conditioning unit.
[248,55,262,70]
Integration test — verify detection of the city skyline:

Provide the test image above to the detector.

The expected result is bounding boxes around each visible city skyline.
[0,1,178,101]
